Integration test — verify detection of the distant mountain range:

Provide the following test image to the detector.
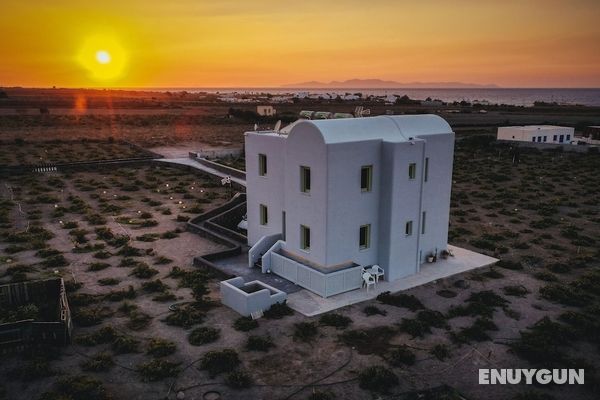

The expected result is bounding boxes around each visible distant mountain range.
[281,79,500,89]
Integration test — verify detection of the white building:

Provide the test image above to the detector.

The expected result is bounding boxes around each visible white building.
[497,125,574,144]
[245,115,455,297]
[256,105,276,116]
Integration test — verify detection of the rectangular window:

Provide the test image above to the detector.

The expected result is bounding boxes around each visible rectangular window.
[259,204,268,225]
[553,135,557,142]
[408,163,417,180]
[559,135,564,143]
[421,211,427,234]
[543,136,547,142]
[532,137,536,142]
[359,224,371,249]
[405,221,413,236]
[424,158,429,182]
[300,225,311,251]
[566,134,571,141]
[300,166,311,193]
[258,154,267,176]
[360,165,373,192]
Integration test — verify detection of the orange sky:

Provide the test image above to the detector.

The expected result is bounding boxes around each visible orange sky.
[1,0,599,88]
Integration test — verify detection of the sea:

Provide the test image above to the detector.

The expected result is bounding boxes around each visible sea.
[144,88,600,107]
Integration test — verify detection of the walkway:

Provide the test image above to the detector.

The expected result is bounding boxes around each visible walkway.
[286,245,498,317]
[155,158,246,187]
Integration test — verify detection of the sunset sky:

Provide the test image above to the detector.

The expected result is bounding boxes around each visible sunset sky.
[1,0,599,88]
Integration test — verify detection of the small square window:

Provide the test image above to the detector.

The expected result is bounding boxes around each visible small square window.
[300,166,311,193]
[360,165,372,192]
[258,154,267,176]
[405,221,413,236]
[359,224,371,249]
[259,204,268,225]
[300,225,311,251]
[408,163,417,179]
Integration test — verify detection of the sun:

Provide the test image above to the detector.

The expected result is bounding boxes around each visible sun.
[96,50,111,65]
[77,34,127,82]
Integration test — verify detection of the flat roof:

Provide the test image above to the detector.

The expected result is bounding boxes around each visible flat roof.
[500,125,573,130]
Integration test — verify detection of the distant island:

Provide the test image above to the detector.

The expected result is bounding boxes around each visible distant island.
[281,78,500,89]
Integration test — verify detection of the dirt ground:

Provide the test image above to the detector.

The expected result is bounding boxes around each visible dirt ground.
[1,89,599,400]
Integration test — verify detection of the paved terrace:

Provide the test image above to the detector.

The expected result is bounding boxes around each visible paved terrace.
[286,245,498,317]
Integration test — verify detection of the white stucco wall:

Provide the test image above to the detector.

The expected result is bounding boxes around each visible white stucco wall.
[498,126,574,143]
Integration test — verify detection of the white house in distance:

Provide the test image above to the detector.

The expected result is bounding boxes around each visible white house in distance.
[244,115,455,297]
[497,125,574,144]
[256,105,276,117]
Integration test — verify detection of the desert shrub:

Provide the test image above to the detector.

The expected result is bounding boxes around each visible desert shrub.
[75,326,117,346]
[293,322,319,342]
[161,230,179,239]
[399,318,431,338]
[233,316,259,332]
[546,263,570,274]
[358,366,398,394]
[225,370,253,389]
[246,335,274,352]
[49,375,110,400]
[386,345,415,366]
[81,352,114,372]
[416,309,448,329]
[363,305,387,316]
[430,344,451,361]
[129,263,158,279]
[8,357,56,381]
[154,256,172,265]
[88,262,110,272]
[147,338,177,358]
[188,326,220,346]
[111,335,139,354]
[73,307,108,327]
[452,318,498,343]
[376,291,424,311]
[163,304,204,328]
[482,268,504,279]
[199,349,240,378]
[105,285,136,302]
[511,317,573,366]
[533,271,558,282]
[41,254,68,268]
[570,270,600,295]
[141,279,168,293]
[98,278,119,286]
[539,284,590,307]
[152,291,177,302]
[263,302,294,319]
[503,285,530,297]
[319,313,352,329]
[93,250,112,260]
[117,245,143,257]
[307,390,336,400]
[127,311,152,331]
[447,290,508,319]
[136,233,159,242]
[338,326,396,355]
[137,359,180,381]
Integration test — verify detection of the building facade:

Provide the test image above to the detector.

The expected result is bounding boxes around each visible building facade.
[256,105,276,116]
[245,115,455,294]
[497,125,574,144]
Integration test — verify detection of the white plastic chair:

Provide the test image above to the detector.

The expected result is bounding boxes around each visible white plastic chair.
[369,265,385,283]
[362,272,375,292]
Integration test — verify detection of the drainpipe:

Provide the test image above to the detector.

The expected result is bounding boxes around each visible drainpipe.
[414,138,427,273]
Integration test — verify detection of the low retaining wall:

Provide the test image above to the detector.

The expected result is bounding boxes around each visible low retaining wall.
[270,252,362,297]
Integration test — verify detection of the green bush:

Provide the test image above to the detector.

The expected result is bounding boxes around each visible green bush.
[225,370,253,389]
[358,366,398,393]
[263,302,294,319]
[88,262,110,272]
[319,313,352,329]
[147,338,177,358]
[246,335,274,352]
[163,304,204,328]
[363,305,387,316]
[51,375,110,400]
[81,352,114,372]
[430,344,451,361]
[137,359,180,381]
[233,316,259,332]
[293,322,319,342]
[188,326,220,346]
[199,349,240,378]
[539,284,590,307]
[129,263,158,279]
[376,291,424,311]
[386,345,415,366]
[503,285,530,297]
[111,335,139,354]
